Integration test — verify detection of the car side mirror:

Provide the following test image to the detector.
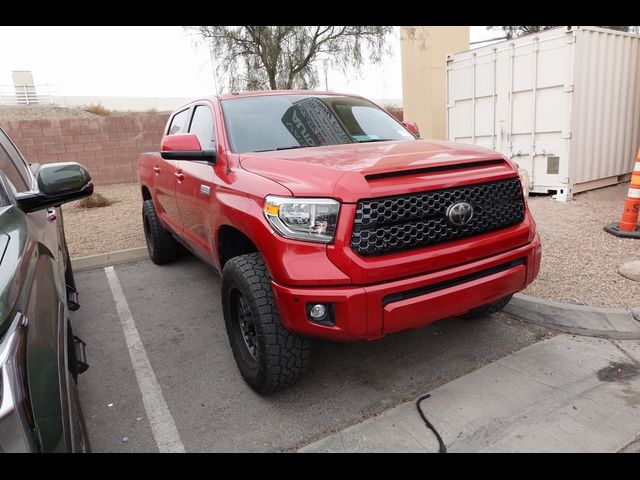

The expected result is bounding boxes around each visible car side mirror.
[16,162,93,213]
[402,121,420,139]
[160,133,217,163]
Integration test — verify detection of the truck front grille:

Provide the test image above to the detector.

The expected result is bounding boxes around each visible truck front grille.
[350,178,525,256]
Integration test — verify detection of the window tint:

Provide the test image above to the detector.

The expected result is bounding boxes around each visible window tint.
[189,105,215,149]
[0,144,28,193]
[168,108,190,135]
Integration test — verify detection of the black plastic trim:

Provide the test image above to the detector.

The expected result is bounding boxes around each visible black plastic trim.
[364,160,506,181]
[382,258,526,307]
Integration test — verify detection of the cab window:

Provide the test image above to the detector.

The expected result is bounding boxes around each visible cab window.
[167,109,190,135]
[188,105,215,149]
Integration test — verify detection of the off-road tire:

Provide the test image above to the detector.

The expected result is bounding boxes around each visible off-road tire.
[222,252,310,394]
[460,294,513,320]
[142,200,178,264]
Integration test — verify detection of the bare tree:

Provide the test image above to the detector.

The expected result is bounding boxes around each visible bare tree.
[488,26,639,39]
[187,26,393,92]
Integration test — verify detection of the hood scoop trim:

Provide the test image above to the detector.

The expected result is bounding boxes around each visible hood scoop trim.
[364,159,506,182]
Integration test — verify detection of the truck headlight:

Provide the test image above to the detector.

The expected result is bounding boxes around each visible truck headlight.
[264,196,340,243]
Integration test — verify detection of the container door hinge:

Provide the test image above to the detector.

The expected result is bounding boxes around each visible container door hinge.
[564,85,574,93]
[562,131,572,139]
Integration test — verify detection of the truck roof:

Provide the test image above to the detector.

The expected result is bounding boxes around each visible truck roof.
[217,90,362,100]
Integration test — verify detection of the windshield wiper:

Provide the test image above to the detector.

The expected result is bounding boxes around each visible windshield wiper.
[254,145,310,152]
[356,138,394,143]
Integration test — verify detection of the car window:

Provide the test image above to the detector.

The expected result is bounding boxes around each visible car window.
[0,144,29,193]
[188,105,215,149]
[0,129,32,192]
[167,108,190,135]
[221,94,414,154]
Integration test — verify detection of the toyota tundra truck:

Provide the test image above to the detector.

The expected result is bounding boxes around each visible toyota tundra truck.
[137,91,541,394]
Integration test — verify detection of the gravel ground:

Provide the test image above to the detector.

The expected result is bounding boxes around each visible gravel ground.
[63,181,640,308]
[523,182,639,308]
[63,183,145,258]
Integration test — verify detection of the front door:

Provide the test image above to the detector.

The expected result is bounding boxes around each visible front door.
[175,103,217,263]
[155,108,192,235]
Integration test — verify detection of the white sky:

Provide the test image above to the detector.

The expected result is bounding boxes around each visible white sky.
[0,26,499,100]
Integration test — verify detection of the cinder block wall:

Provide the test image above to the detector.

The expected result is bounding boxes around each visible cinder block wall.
[1,113,170,184]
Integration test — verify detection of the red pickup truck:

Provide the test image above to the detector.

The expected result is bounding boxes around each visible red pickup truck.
[138,91,541,394]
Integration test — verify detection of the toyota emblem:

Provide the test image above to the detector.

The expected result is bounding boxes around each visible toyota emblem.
[446,201,474,226]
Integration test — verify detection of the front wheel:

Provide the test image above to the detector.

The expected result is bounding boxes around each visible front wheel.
[460,294,513,320]
[221,253,310,394]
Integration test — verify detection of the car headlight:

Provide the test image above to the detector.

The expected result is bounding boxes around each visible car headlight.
[263,196,340,243]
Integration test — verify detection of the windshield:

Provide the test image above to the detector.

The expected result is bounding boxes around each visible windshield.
[221,94,415,153]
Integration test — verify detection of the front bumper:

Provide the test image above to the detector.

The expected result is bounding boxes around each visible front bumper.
[272,233,542,341]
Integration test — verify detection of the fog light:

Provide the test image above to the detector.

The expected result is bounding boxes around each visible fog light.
[309,304,327,320]
[306,302,334,326]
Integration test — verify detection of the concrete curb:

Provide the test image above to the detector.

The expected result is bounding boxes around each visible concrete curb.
[71,247,148,272]
[504,293,640,340]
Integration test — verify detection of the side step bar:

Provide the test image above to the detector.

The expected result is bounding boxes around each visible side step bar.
[67,284,80,311]
[73,336,89,374]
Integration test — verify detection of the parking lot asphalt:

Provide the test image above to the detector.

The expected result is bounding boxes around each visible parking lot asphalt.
[71,252,551,453]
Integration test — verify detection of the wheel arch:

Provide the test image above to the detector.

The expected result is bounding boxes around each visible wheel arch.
[217,224,259,270]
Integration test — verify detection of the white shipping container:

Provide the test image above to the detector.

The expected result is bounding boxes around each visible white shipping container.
[446,26,640,201]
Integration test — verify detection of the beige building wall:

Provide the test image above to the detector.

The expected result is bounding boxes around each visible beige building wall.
[401,27,469,140]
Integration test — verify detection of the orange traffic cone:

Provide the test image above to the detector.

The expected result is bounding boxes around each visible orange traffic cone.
[605,148,640,238]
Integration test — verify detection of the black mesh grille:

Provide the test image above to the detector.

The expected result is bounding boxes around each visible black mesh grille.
[350,178,525,256]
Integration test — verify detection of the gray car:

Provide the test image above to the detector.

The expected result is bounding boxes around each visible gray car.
[0,127,93,452]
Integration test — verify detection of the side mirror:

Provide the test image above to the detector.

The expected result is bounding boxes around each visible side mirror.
[402,121,420,139]
[160,133,217,163]
[16,162,93,213]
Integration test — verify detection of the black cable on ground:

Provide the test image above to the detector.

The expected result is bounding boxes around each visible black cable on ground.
[416,393,447,453]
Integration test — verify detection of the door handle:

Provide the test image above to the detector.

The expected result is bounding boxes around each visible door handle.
[153,166,161,174]
[175,171,185,182]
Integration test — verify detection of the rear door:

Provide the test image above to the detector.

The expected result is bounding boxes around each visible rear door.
[155,107,191,235]
[175,102,218,263]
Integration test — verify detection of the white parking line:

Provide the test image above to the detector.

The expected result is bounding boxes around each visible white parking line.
[104,266,186,453]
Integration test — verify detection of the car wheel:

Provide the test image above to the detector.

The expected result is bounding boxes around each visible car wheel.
[460,294,513,320]
[222,252,310,394]
[142,200,178,264]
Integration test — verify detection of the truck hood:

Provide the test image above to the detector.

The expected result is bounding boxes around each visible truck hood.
[239,139,516,202]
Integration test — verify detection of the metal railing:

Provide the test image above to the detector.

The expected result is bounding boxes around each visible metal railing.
[0,84,58,106]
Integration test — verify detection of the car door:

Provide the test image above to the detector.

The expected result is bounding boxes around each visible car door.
[0,136,69,452]
[175,102,218,263]
[155,107,191,235]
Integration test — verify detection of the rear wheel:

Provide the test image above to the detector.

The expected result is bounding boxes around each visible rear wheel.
[460,294,513,320]
[222,253,310,394]
[142,200,178,264]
